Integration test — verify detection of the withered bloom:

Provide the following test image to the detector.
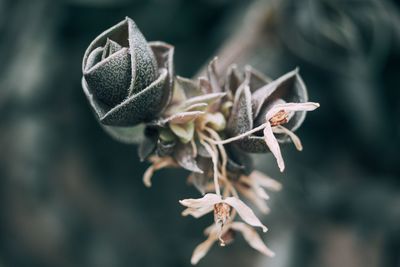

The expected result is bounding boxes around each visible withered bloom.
[81,18,320,265]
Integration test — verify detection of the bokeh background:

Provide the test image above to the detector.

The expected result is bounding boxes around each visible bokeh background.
[1,0,400,266]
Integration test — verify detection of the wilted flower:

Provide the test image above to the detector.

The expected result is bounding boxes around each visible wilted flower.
[219,101,319,172]
[180,193,268,233]
[210,65,320,171]
[82,17,174,141]
[191,222,274,265]
[81,18,320,265]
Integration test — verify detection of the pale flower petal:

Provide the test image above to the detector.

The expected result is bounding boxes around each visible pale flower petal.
[265,102,320,120]
[166,111,205,124]
[236,183,270,214]
[263,123,285,172]
[143,166,155,187]
[230,222,275,257]
[240,176,270,200]
[182,206,213,218]
[179,193,222,209]
[191,236,217,265]
[250,171,282,191]
[223,197,268,232]
[142,157,176,187]
[273,125,303,151]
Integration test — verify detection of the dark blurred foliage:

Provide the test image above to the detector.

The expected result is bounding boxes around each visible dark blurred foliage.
[0,0,400,267]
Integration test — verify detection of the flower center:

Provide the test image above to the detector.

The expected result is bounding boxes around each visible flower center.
[269,110,289,126]
[214,203,231,225]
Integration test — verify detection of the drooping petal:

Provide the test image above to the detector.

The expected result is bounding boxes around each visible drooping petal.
[230,222,275,257]
[179,193,222,209]
[250,171,282,191]
[235,183,270,214]
[265,102,320,121]
[223,197,268,232]
[143,166,155,188]
[163,111,205,124]
[182,206,213,218]
[240,176,270,200]
[263,123,285,172]
[184,103,209,112]
[273,125,303,151]
[142,157,176,187]
[191,236,217,265]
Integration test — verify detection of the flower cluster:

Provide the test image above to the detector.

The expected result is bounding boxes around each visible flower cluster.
[81,17,319,264]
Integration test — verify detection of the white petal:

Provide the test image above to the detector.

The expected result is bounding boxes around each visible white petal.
[236,184,270,214]
[184,102,209,112]
[250,171,282,191]
[223,197,268,232]
[182,206,213,218]
[191,236,217,265]
[240,176,270,200]
[143,166,155,187]
[231,222,275,257]
[263,123,285,172]
[273,125,303,151]
[265,102,320,120]
[179,193,222,209]
[165,111,205,124]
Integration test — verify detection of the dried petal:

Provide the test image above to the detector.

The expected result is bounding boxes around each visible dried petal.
[164,111,205,124]
[179,193,222,209]
[263,122,285,172]
[182,206,214,218]
[235,184,270,214]
[223,197,268,232]
[273,125,303,151]
[250,171,282,191]
[191,236,216,265]
[230,222,275,257]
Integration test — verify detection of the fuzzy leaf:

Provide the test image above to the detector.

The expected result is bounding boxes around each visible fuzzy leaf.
[102,124,145,144]
[100,69,168,126]
[82,17,173,128]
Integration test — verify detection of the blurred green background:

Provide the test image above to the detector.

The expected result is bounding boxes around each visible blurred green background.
[1,0,400,266]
